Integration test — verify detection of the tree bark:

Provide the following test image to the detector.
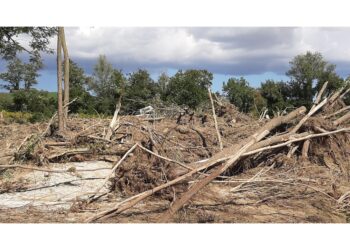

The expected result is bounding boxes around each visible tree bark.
[59,27,69,128]
[301,139,310,159]
[333,112,350,126]
[56,31,64,132]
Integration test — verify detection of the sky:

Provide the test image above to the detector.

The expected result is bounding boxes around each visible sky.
[2,27,350,92]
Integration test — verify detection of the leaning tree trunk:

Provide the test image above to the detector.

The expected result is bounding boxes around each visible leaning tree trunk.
[59,27,70,129]
[56,30,64,132]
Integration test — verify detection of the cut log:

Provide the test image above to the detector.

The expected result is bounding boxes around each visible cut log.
[312,81,328,109]
[333,112,350,126]
[301,140,310,159]
[291,97,328,134]
[339,87,350,100]
[47,148,90,161]
[325,106,350,118]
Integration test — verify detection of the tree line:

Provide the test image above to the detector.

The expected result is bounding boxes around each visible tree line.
[1,27,349,121]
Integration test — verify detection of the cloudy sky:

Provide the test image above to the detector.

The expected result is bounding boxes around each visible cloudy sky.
[3,27,350,92]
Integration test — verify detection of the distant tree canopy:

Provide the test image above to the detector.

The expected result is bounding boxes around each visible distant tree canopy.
[1,51,348,120]
[222,77,255,113]
[123,69,158,114]
[88,55,126,115]
[286,51,344,108]
[68,60,95,114]
[260,80,290,114]
[163,69,212,109]
[0,27,56,91]
[0,57,42,91]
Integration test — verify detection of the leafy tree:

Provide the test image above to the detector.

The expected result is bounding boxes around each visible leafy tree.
[68,60,95,114]
[0,58,24,91]
[12,89,56,121]
[89,55,125,115]
[89,55,114,97]
[0,57,43,91]
[286,51,343,108]
[252,90,267,116]
[222,77,254,113]
[123,69,158,114]
[158,72,169,97]
[0,27,57,63]
[260,80,288,113]
[164,69,212,109]
[23,60,43,89]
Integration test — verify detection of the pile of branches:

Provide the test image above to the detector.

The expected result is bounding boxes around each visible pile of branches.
[83,82,350,222]
[1,82,350,222]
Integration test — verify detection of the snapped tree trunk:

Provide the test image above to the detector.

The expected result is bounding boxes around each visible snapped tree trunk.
[208,87,223,150]
[59,27,70,129]
[56,31,64,132]
[105,96,122,140]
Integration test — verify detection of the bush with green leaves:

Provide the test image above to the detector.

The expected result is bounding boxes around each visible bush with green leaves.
[11,89,56,121]
[163,69,212,109]
[223,77,255,113]
[0,93,13,110]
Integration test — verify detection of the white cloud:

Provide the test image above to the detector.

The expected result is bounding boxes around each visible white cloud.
[49,27,350,76]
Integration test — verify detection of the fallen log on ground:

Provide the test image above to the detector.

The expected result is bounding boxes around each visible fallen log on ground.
[86,106,307,222]
[85,126,350,222]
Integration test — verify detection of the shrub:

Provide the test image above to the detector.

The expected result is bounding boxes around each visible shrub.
[12,89,56,118]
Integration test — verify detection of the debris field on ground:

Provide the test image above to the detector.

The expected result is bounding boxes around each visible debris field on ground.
[1,83,350,223]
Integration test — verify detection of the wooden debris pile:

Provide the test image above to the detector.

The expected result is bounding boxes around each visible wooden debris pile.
[1,82,350,223]
[85,82,350,222]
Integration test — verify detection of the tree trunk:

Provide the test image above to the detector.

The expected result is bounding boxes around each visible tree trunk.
[105,96,122,140]
[58,27,70,129]
[208,87,223,150]
[56,31,64,132]
[333,112,350,126]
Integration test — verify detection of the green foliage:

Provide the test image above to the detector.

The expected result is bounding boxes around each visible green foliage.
[252,90,267,116]
[260,80,290,113]
[158,72,170,97]
[123,69,159,114]
[0,93,14,110]
[0,58,24,90]
[286,51,343,108]
[11,89,56,121]
[0,27,57,62]
[0,57,42,91]
[223,77,255,113]
[163,69,212,109]
[1,111,33,124]
[89,55,125,115]
[343,77,350,105]
[68,60,96,114]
